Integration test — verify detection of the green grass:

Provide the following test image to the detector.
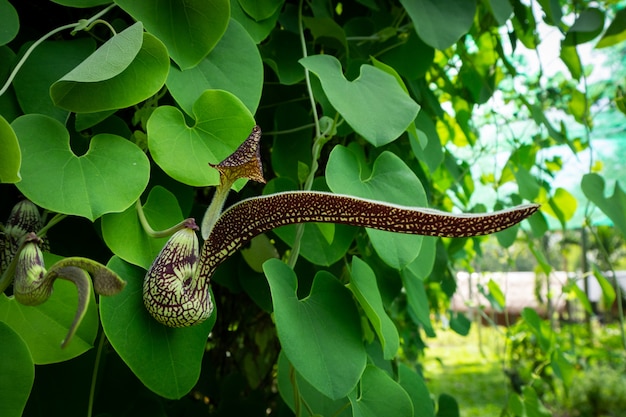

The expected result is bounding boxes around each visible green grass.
[422,323,512,417]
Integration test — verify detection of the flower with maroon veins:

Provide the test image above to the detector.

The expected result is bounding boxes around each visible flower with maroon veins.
[143,125,540,327]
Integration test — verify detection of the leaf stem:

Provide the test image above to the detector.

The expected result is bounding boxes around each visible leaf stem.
[0,3,116,97]
[37,213,67,238]
[135,199,194,238]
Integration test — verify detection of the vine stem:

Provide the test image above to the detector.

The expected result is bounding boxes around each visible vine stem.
[87,331,107,417]
[286,0,327,268]
[0,3,116,97]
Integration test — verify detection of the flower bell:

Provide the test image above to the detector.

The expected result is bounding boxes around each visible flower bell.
[13,233,49,306]
[143,218,211,327]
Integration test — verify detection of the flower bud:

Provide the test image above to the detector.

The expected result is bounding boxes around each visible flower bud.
[143,219,212,327]
[2,200,43,275]
[13,233,50,306]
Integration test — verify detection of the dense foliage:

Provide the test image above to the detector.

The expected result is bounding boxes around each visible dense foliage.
[1,0,625,416]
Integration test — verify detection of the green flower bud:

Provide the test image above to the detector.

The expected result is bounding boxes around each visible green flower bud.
[13,233,50,306]
[143,219,212,327]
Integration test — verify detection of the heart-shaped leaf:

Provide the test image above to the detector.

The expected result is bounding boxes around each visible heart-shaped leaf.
[0,322,34,417]
[263,259,366,400]
[167,18,263,116]
[51,32,169,113]
[0,275,98,364]
[115,0,230,70]
[582,173,626,237]
[400,0,477,50]
[326,145,427,269]
[100,256,216,399]
[147,89,256,186]
[299,54,419,147]
[348,365,414,417]
[0,115,20,183]
[230,0,280,44]
[12,114,150,221]
[13,38,95,121]
[101,186,185,270]
[348,257,399,359]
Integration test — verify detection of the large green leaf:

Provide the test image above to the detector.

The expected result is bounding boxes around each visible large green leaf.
[51,31,169,113]
[263,259,366,400]
[400,0,477,50]
[0,0,18,46]
[582,174,626,238]
[102,186,185,270]
[0,115,20,183]
[0,322,33,417]
[300,54,419,147]
[12,114,150,221]
[100,256,216,399]
[326,145,427,269]
[348,365,414,417]
[167,18,263,116]
[277,352,352,417]
[348,257,399,359]
[115,0,230,70]
[0,275,98,364]
[147,89,255,186]
[12,38,95,121]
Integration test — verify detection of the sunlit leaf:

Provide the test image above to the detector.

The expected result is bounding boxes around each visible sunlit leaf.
[147,89,255,186]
